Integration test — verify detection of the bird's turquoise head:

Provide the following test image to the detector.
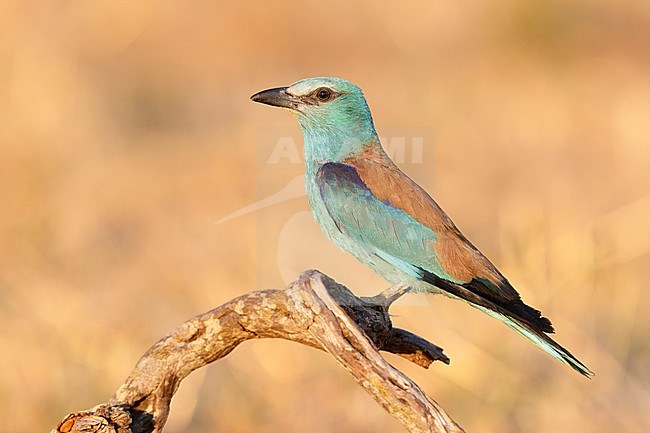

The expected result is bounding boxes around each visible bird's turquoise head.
[251,77,378,163]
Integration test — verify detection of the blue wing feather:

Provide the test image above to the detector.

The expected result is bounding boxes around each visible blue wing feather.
[316,162,457,282]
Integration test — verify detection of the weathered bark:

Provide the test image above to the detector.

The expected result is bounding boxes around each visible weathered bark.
[53,270,465,433]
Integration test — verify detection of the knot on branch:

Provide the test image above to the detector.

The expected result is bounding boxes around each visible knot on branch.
[55,404,137,433]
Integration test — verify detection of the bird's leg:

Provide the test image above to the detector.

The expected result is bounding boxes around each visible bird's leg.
[359,283,450,366]
[363,283,412,308]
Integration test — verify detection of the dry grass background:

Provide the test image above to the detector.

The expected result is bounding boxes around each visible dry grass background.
[1,1,649,432]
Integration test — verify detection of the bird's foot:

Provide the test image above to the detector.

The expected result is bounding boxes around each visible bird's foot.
[363,283,412,308]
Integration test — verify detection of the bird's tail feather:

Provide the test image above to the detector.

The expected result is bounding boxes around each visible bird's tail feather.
[471,302,594,377]
[414,267,593,377]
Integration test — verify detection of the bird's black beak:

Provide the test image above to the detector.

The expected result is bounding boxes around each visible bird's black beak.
[250,86,301,110]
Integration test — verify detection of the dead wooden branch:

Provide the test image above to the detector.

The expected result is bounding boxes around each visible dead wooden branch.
[52,270,465,433]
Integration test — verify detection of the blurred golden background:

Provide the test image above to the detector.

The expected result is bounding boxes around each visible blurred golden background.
[1,1,649,432]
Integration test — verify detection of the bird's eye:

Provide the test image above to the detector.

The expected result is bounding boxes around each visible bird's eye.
[316,88,333,102]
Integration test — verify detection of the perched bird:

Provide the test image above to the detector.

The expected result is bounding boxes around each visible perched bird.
[251,77,592,377]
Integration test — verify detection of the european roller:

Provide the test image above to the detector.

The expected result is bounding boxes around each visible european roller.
[251,77,592,377]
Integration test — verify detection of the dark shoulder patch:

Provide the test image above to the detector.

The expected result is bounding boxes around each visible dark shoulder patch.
[317,162,370,192]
